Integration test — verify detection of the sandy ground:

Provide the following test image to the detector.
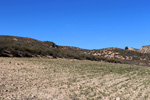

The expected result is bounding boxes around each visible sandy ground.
[1,57,150,100]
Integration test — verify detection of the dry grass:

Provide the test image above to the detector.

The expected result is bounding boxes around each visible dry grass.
[1,57,150,100]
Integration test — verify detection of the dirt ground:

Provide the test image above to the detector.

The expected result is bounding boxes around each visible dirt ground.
[1,57,150,100]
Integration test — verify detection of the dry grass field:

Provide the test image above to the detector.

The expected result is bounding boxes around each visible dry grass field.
[1,57,150,100]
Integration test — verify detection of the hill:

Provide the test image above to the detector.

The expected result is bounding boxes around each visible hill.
[140,46,150,53]
[1,35,150,66]
[84,48,150,66]
[0,35,111,62]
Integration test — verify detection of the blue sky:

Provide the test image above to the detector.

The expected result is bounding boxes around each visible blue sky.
[0,0,150,49]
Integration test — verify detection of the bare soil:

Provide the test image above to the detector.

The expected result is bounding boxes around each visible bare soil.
[1,57,150,100]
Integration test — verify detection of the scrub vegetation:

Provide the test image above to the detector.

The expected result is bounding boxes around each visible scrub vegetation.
[1,35,150,66]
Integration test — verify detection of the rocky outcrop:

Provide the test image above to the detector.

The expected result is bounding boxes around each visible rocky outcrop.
[43,41,57,48]
[139,46,150,53]
[127,47,137,51]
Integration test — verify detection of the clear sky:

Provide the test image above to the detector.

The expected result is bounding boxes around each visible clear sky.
[0,0,150,49]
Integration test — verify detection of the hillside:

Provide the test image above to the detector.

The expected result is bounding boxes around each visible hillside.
[0,35,110,62]
[140,46,150,53]
[1,35,150,66]
[0,36,57,56]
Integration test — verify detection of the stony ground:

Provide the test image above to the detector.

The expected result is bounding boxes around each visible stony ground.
[1,58,150,100]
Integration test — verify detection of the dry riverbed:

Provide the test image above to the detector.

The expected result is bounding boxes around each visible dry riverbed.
[1,57,150,100]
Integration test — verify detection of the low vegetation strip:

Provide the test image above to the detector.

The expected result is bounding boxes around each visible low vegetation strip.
[1,58,150,100]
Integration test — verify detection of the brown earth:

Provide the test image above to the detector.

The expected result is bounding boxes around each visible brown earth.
[1,58,150,100]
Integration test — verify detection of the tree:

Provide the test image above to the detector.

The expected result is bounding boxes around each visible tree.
[125,46,128,50]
